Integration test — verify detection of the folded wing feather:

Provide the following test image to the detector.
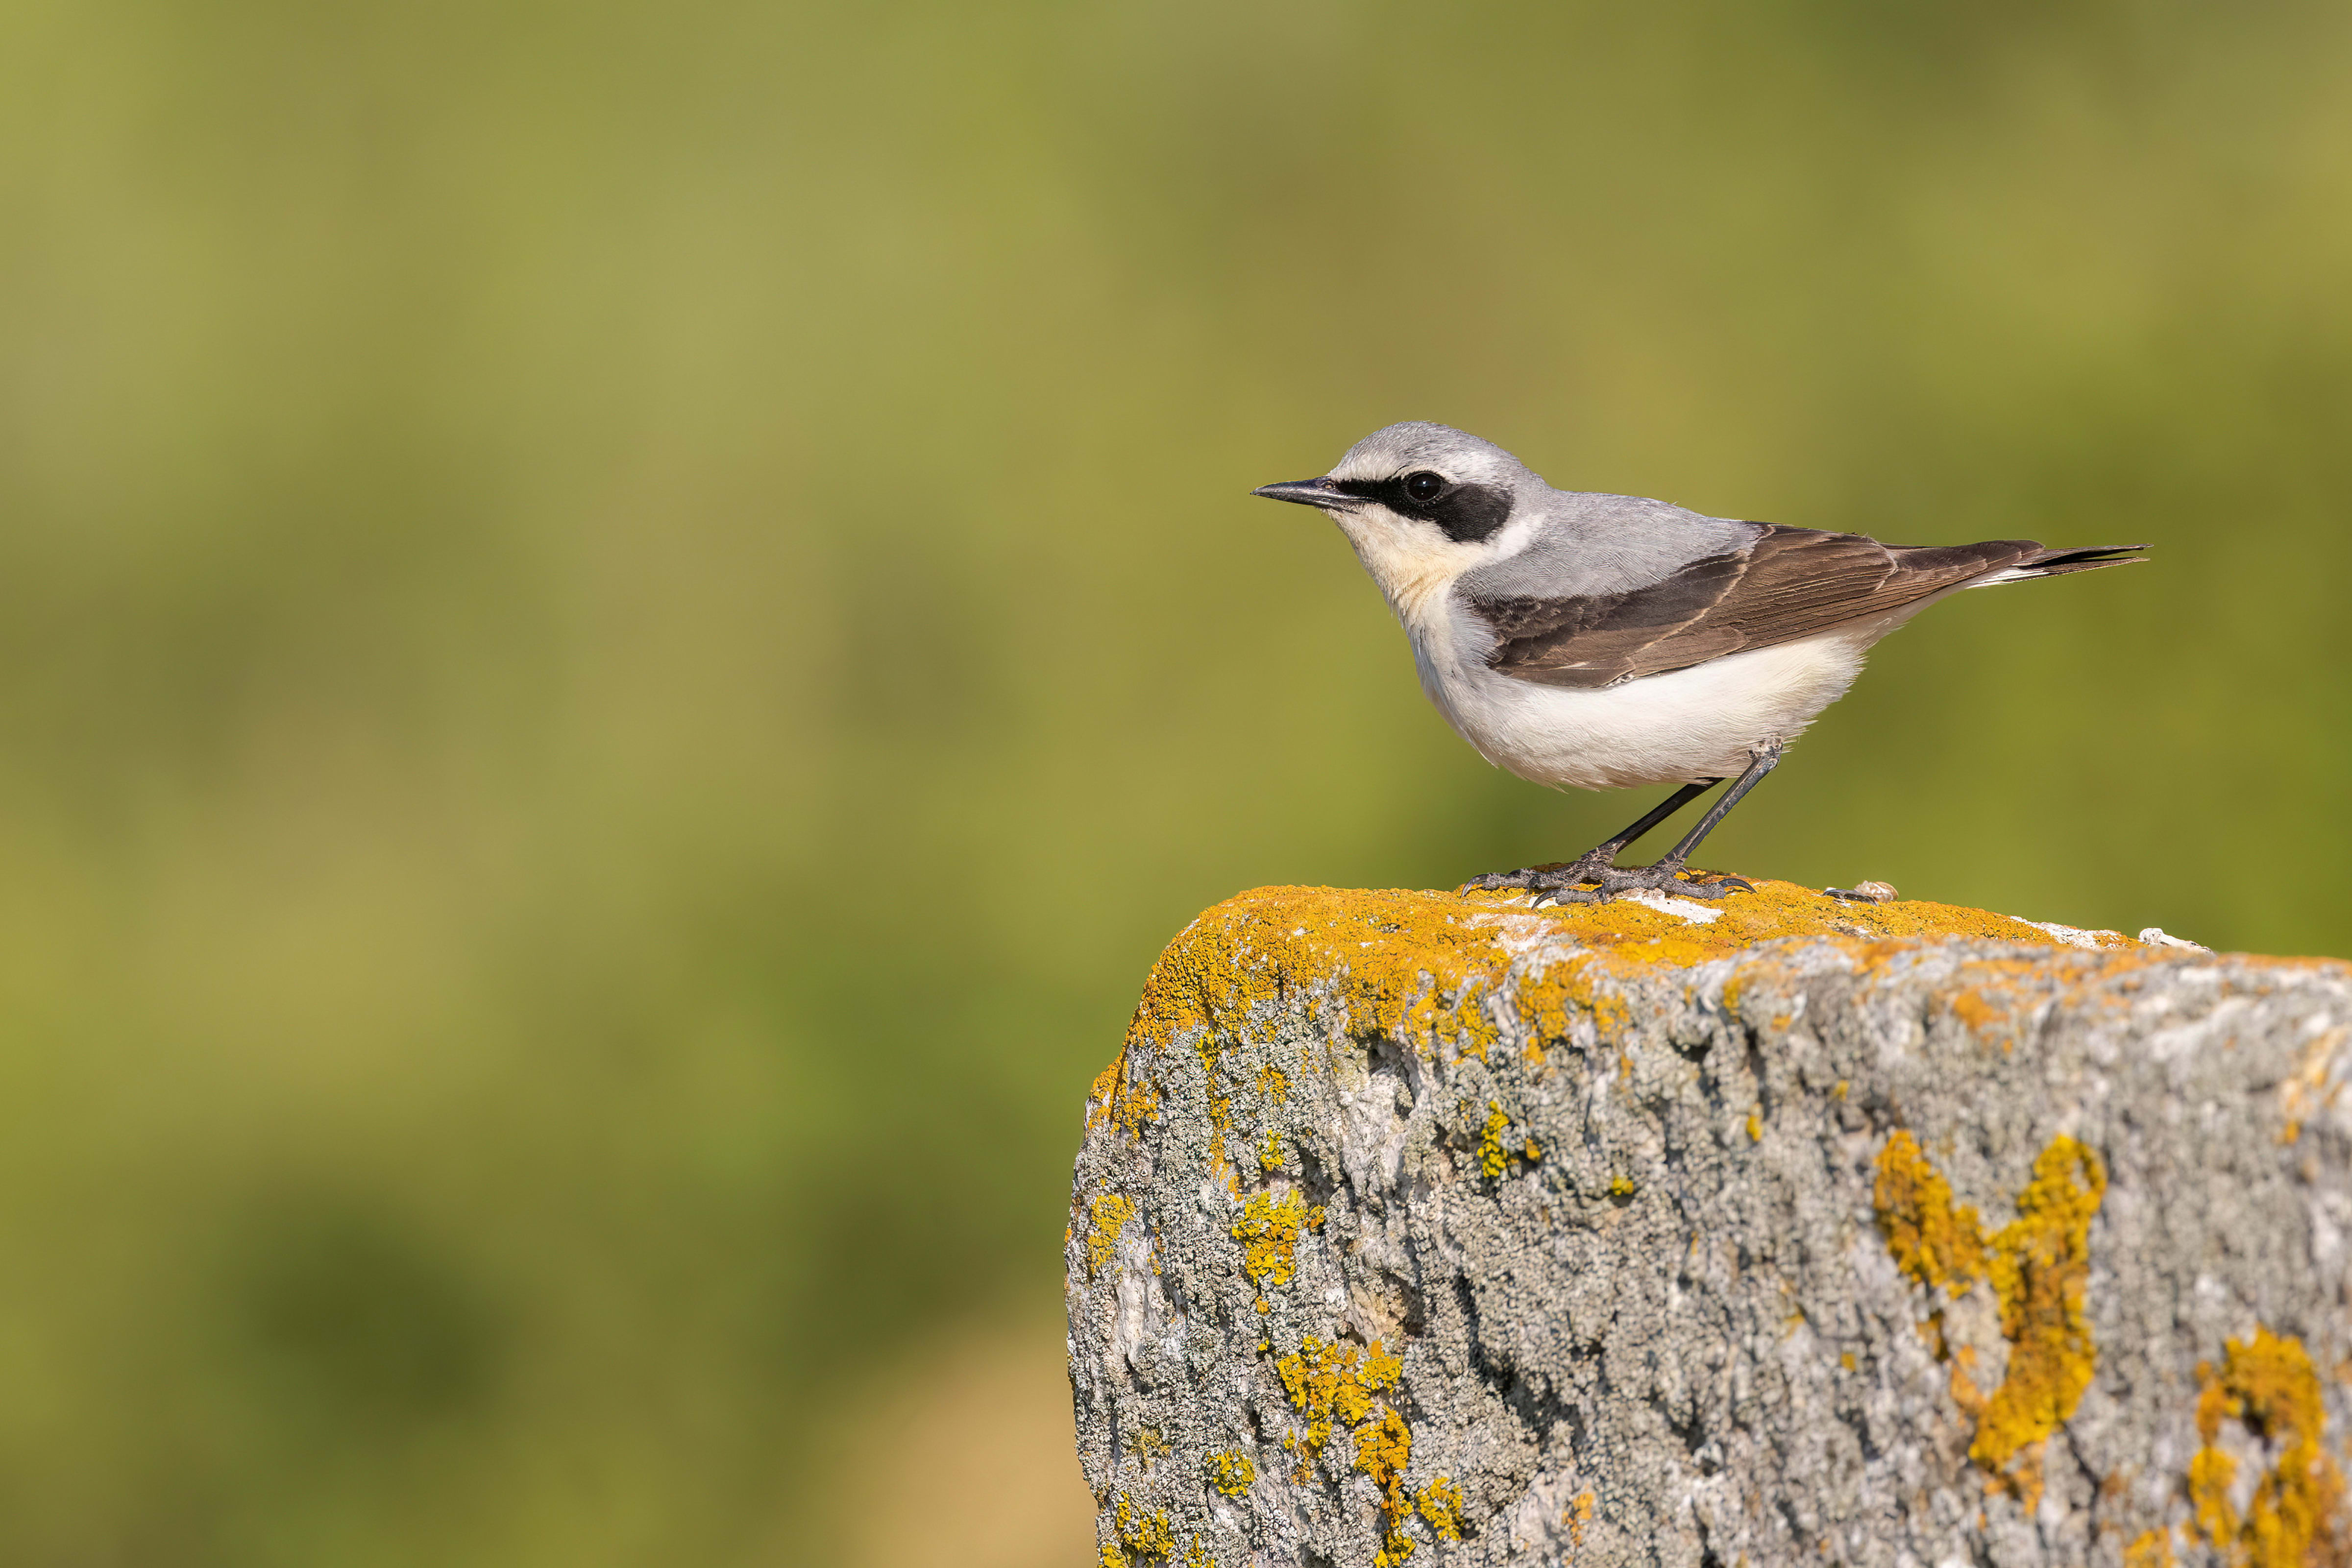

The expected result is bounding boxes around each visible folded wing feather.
[1469,526,2141,690]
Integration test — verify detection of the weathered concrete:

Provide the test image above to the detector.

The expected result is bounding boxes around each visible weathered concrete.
[1065,881,2352,1568]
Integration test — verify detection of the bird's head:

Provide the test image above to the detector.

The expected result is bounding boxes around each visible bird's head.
[1253,422,1541,607]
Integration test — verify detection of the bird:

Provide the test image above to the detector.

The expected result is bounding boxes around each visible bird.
[1252,422,2144,906]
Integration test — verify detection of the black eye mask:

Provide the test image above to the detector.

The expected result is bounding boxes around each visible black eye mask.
[1329,474,1513,543]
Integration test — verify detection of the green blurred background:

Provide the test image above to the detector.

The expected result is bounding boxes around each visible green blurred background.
[2,0,2348,1562]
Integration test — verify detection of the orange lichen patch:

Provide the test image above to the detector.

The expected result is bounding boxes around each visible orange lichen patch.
[1937,955,2081,1048]
[1232,1189,1323,1294]
[1256,1064,1290,1101]
[1087,1194,1138,1279]
[1873,1132,2107,1503]
[1568,1490,1595,1546]
[2278,1027,2351,1153]
[1948,1344,1990,1422]
[1470,877,2111,969]
[2123,1526,2175,1567]
[2186,1325,2349,1566]
[1950,944,2207,1027]
[1949,989,2008,1034]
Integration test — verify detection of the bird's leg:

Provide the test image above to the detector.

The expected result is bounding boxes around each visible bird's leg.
[1458,779,1719,896]
[1532,742,1784,906]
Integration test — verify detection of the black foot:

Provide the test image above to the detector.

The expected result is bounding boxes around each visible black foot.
[1458,856,1614,896]
[1528,860,1753,908]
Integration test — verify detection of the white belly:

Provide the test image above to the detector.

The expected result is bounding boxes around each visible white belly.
[1413,631,1869,791]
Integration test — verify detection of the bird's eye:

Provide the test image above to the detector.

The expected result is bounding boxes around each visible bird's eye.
[1402,471,1447,503]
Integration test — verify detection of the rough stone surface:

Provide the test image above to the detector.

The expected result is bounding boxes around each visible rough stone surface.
[1065,881,2352,1568]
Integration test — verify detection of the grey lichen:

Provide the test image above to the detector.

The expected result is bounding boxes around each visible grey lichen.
[1066,883,2352,1566]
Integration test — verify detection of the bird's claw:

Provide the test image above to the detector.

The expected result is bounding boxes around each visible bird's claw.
[1457,859,1610,896]
[1521,863,1752,908]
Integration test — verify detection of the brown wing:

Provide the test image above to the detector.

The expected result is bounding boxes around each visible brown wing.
[1472,526,2140,689]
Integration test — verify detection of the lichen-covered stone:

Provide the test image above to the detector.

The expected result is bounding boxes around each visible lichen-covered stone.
[1064,882,2352,1567]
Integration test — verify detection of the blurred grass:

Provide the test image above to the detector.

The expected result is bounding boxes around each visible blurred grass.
[0,0,2349,1562]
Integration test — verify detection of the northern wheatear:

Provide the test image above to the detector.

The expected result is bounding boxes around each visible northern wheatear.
[1254,422,2143,904]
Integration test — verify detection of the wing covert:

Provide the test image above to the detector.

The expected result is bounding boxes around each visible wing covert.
[1470,526,2042,689]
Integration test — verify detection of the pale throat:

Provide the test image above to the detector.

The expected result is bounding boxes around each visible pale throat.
[1337,516,1482,635]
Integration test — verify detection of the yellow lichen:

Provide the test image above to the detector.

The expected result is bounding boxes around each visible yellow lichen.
[1477,1102,1512,1178]
[1203,1449,1255,1498]
[1608,1175,1636,1200]
[1114,883,2188,1118]
[1258,1129,1286,1173]
[2190,1445,2239,1550]
[1518,954,1628,1055]
[1874,1130,1986,1293]
[1276,1335,1401,1464]
[1971,1136,2104,1487]
[1257,1064,1290,1101]
[2185,1325,2349,1566]
[1087,1193,1138,1278]
[1746,1110,1763,1142]
[2123,1528,2174,1568]
[1232,1189,1323,1294]
[1109,1492,1176,1562]
[1089,1054,1161,1137]
[1475,1100,1538,1179]
[1117,883,2161,1104]
[1126,891,1512,1076]
[1872,1132,2106,1502]
[1354,1404,1416,1564]
[1180,1536,1216,1568]
[1193,1026,1246,1195]
[1416,1476,1465,1542]
[1269,1332,1464,1562]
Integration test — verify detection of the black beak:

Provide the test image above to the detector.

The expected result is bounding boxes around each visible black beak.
[1250,476,1365,512]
